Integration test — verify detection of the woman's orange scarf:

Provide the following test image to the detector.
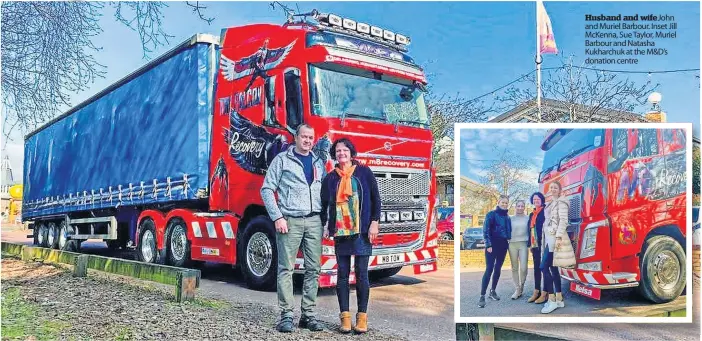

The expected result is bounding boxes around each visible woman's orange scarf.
[530,206,543,227]
[335,164,357,203]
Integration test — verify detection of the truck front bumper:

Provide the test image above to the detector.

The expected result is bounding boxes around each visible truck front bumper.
[559,268,639,289]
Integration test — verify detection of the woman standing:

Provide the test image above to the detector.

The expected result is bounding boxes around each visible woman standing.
[478,195,512,308]
[526,192,548,304]
[508,200,529,299]
[321,138,381,333]
[540,182,573,314]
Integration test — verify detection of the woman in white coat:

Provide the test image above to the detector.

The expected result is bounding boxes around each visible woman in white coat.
[540,181,573,314]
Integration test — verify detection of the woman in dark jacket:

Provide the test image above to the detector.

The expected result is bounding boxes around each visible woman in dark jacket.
[321,138,381,334]
[478,195,512,308]
[526,192,547,304]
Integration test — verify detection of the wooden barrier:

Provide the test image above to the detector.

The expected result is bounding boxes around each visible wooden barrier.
[1,242,200,303]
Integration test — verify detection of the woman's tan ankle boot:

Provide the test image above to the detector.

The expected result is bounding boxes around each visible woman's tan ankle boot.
[527,289,540,303]
[534,291,548,304]
[339,312,352,333]
[354,312,368,333]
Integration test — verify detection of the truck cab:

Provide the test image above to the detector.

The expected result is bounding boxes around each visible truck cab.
[208,12,438,289]
[539,128,687,303]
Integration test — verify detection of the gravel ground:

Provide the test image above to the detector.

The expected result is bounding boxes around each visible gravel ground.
[1,258,408,341]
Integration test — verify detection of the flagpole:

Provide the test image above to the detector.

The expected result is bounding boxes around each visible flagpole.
[536,0,542,122]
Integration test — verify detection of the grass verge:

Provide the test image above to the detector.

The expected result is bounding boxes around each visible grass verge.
[1,287,68,340]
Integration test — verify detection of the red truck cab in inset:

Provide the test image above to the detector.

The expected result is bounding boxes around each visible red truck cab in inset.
[538,128,687,303]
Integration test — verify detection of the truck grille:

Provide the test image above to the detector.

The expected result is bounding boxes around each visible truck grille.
[568,196,581,222]
[379,222,426,234]
[374,170,430,196]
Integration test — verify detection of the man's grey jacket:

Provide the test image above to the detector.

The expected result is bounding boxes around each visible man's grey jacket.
[260,146,327,222]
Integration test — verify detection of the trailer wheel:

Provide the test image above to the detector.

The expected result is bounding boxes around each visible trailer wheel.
[58,221,78,251]
[370,266,403,281]
[638,235,686,304]
[241,216,277,291]
[37,223,48,247]
[166,219,191,267]
[137,219,158,263]
[47,222,60,249]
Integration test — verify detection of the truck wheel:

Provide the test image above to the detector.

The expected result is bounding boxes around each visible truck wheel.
[241,216,277,291]
[47,222,59,249]
[440,232,453,240]
[370,266,403,281]
[137,219,158,263]
[166,219,191,267]
[638,235,686,304]
[37,223,48,247]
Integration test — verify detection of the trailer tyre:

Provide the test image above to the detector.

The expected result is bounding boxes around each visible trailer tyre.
[137,219,158,264]
[58,221,79,252]
[37,223,48,247]
[241,216,277,291]
[638,235,686,304]
[166,219,191,267]
[47,222,59,249]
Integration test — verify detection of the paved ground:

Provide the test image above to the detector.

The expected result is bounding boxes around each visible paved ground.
[2,229,455,341]
[460,268,686,317]
[460,267,701,341]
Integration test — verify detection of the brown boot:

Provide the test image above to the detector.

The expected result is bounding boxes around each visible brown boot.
[339,312,352,333]
[354,312,368,333]
[527,289,540,303]
[534,291,548,304]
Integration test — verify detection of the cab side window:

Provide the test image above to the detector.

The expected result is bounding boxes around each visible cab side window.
[631,129,658,158]
[284,68,303,131]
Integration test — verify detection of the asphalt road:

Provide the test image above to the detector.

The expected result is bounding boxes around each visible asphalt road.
[460,268,701,341]
[2,229,455,341]
[460,269,686,317]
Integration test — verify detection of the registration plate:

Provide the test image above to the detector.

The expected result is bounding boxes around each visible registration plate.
[377,254,403,265]
[570,282,601,300]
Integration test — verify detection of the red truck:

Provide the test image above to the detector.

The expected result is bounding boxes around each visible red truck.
[24,10,439,290]
[538,128,687,303]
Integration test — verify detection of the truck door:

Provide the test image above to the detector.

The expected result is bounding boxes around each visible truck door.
[608,128,658,259]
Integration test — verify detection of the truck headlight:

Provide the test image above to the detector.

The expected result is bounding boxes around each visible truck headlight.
[580,219,608,259]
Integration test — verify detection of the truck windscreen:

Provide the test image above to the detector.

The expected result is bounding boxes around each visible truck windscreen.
[541,129,605,174]
[308,64,429,127]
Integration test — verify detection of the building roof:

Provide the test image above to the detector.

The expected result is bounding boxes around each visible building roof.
[489,97,648,123]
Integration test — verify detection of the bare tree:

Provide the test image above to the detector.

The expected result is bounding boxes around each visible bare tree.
[473,147,540,208]
[427,92,495,146]
[1,1,214,140]
[496,55,659,122]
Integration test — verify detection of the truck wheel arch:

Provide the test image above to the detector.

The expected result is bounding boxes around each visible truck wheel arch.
[136,210,167,249]
[641,224,685,255]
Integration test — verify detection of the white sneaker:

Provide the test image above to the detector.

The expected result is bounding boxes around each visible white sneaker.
[541,300,559,314]
[557,300,565,308]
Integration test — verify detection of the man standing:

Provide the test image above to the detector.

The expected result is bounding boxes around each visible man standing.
[261,124,326,333]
